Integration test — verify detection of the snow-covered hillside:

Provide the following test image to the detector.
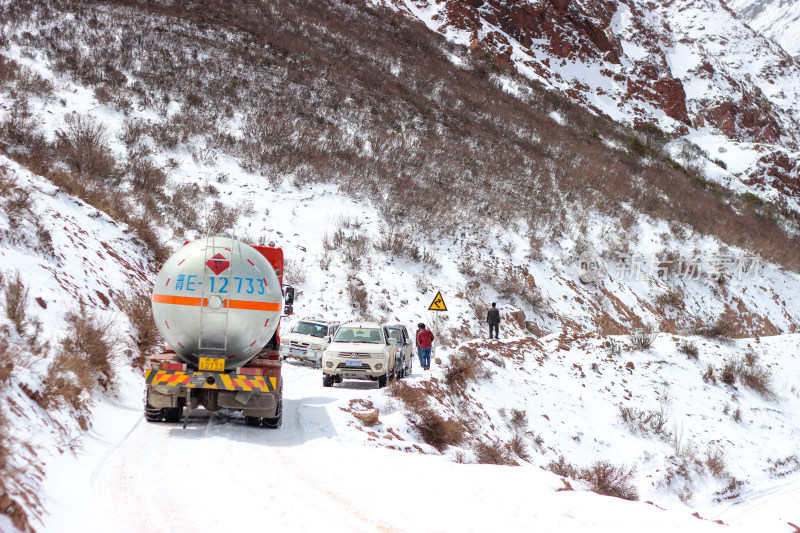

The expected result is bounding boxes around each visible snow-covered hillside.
[371,0,800,214]
[726,0,800,60]
[2,0,800,531]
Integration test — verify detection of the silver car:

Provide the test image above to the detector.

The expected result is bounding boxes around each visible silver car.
[387,324,414,378]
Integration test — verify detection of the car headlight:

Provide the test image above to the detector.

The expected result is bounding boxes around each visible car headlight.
[309,344,323,351]
[375,363,383,370]
[326,361,334,368]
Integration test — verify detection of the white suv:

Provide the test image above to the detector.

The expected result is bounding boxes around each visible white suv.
[322,322,396,388]
[280,319,340,368]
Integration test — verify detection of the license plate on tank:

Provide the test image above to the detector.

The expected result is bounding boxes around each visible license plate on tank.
[199,357,225,372]
[346,360,362,367]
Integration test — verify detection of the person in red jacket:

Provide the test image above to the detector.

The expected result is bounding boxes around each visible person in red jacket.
[416,323,434,371]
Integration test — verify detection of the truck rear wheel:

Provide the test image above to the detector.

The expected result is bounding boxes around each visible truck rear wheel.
[145,401,162,422]
[262,377,283,429]
[145,391,184,423]
[162,398,185,423]
[145,389,163,422]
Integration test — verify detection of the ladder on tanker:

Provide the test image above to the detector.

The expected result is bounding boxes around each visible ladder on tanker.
[197,235,234,359]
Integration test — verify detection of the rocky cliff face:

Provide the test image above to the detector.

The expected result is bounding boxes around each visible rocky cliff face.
[373,0,800,211]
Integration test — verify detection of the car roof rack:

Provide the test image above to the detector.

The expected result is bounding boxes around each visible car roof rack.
[297,316,338,323]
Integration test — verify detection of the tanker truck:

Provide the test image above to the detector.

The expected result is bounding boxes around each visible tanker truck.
[144,236,294,428]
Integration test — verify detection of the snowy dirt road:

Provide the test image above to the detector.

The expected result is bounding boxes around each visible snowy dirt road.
[90,365,392,533]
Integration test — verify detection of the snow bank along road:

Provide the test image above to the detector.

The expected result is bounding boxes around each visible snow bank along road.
[41,361,776,533]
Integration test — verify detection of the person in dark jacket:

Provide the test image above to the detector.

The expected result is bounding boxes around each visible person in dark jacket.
[416,323,434,370]
[487,302,500,339]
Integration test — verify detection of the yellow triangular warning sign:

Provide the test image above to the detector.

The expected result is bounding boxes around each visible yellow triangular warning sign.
[428,291,447,311]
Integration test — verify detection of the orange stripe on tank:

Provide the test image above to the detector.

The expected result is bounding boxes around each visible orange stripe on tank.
[153,294,279,312]
[226,300,280,311]
[153,294,204,306]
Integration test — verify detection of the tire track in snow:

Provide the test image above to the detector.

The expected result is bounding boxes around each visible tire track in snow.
[90,365,398,532]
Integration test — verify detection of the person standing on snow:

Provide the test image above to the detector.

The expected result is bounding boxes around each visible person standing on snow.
[487,302,500,340]
[416,323,434,371]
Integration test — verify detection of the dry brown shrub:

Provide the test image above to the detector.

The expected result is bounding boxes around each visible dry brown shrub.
[702,364,716,383]
[59,304,116,391]
[11,65,54,99]
[508,433,531,462]
[342,234,371,267]
[656,288,684,309]
[116,290,161,368]
[40,350,92,411]
[630,321,658,350]
[579,460,639,501]
[474,439,515,465]
[618,404,671,439]
[729,352,775,397]
[387,380,429,411]
[283,258,309,285]
[346,279,369,311]
[203,200,240,236]
[705,446,727,478]
[738,364,773,396]
[678,340,699,359]
[408,407,465,452]
[0,404,32,532]
[509,408,528,429]
[714,477,745,502]
[2,270,29,335]
[442,352,490,392]
[546,455,579,478]
[0,53,21,85]
[127,215,170,263]
[166,182,202,230]
[376,225,418,259]
[720,361,737,385]
[3,186,33,230]
[420,248,441,269]
[0,106,46,149]
[55,114,119,182]
[119,118,148,147]
[695,320,730,339]
[0,337,14,382]
[127,155,167,191]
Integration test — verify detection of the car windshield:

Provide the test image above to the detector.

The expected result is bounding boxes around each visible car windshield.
[388,328,403,343]
[333,327,384,344]
[291,321,327,338]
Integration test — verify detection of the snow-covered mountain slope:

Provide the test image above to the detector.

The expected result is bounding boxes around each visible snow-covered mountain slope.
[371,0,800,213]
[726,0,800,60]
[3,0,800,531]
[0,155,154,531]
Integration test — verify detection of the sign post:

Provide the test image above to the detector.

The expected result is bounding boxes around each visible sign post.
[428,291,447,358]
